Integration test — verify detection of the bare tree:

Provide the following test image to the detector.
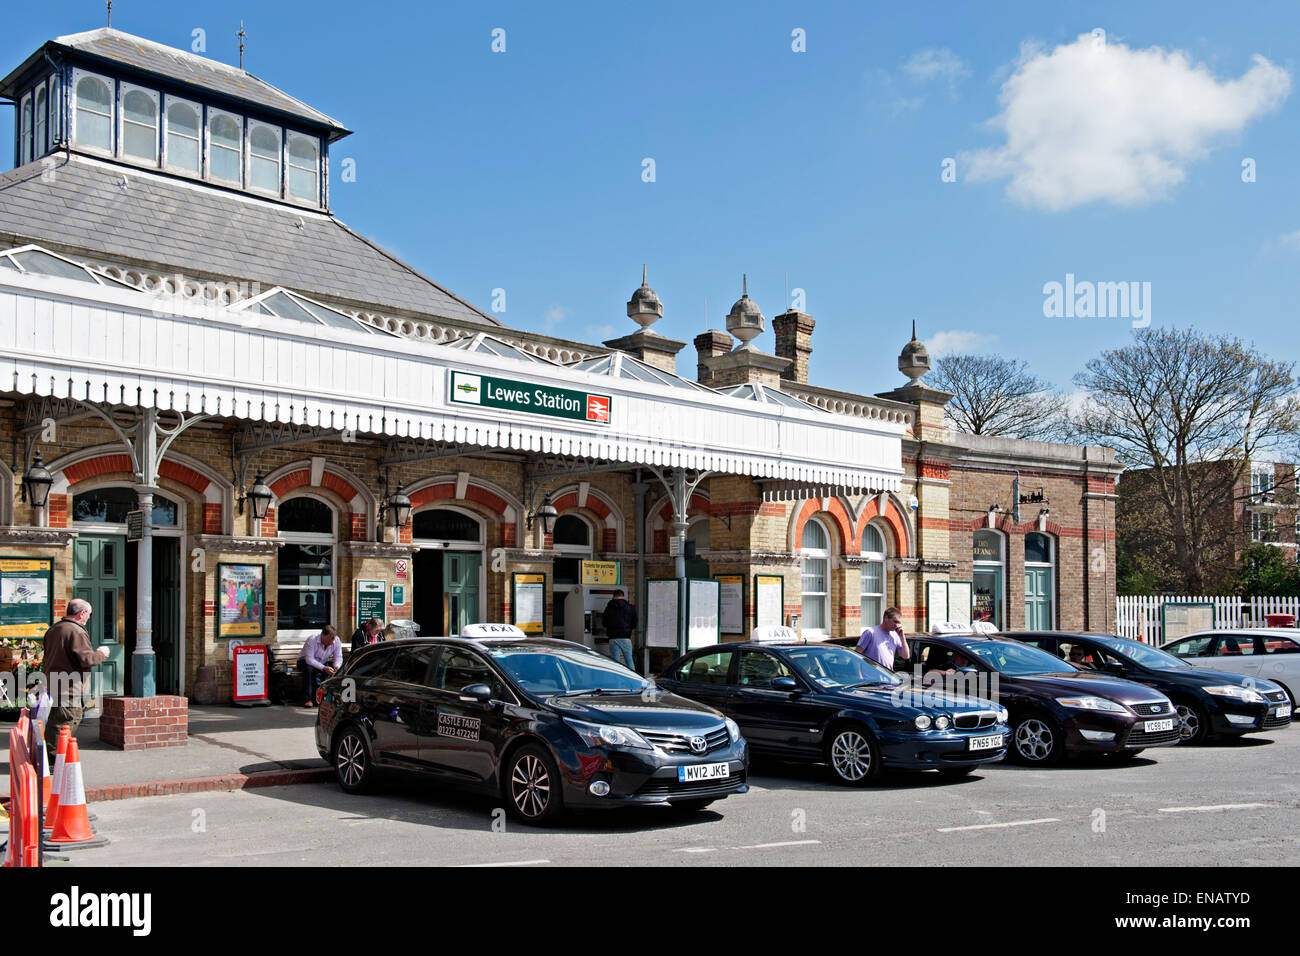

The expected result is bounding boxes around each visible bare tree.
[927,354,1069,440]
[1072,328,1300,593]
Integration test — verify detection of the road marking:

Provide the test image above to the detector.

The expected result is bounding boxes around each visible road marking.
[739,839,821,849]
[674,847,718,853]
[456,859,550,867]
[1157,803,1268,814]
[937,818,1059,833]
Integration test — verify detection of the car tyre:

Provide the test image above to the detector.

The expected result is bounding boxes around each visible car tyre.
[1011,713,1065,765]
[825,724,881,786]
[1174,701,1209,745]
[505,745,564,826]
[333,726,375,795]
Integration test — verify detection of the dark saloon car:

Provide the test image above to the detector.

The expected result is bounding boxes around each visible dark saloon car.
[1005,632,1293,745]
[658,642,1009,785]
[904,633,1181,764]
[315,626,748,825]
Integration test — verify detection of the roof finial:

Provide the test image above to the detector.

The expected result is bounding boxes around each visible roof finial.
[911,319,919,341]
[237,20,247,70]
[742,273,748,297]
[106,0,112,27]
[642,263,647,286]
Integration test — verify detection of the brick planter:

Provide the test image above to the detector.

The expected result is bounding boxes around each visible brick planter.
[98,696,189,751]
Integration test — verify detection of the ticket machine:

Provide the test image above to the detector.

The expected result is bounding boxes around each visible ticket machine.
[561,586,619,648]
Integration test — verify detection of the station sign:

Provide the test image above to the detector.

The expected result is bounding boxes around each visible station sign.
[580,560,620,586]
[449,370,611,425]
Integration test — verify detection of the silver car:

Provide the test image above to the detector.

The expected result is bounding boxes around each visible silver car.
[1161,629,1300,714]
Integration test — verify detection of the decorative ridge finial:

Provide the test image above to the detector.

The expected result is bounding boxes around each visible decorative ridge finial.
[742,273,748,297]
[911,318,917,341]
[642,263,647,285]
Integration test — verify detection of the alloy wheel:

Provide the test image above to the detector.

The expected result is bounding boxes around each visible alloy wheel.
[510,753,552,819]
[830,730,872,782]
[1015,718,1055,761]
[1175,703,1201,743]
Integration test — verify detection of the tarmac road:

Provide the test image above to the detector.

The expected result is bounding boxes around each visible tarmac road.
[61,727,1299,867]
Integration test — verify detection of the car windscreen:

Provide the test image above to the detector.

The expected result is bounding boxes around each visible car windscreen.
[962,640,1078,676]
[1091,635,1190,671]
[484,645,649,697]
[783,645,901,688]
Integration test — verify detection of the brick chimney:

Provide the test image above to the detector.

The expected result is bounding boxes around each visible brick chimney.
[773,309,814,384]
[693,330,733,386]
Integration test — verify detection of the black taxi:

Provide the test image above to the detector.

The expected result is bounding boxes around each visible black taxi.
[315,624,748,825]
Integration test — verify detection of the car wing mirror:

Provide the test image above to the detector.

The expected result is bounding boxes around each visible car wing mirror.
[771,677,799,693]
[459,683,494,704]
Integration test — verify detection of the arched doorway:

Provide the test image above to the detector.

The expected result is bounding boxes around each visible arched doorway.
[972,529,1005,628]
[551,514,592,639]
[411,507,484,636]
[1024,532,1056,629]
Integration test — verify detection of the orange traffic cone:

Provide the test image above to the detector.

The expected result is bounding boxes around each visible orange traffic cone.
[45,727,69,831]
[36,723,52,816]
[47,740,96,845]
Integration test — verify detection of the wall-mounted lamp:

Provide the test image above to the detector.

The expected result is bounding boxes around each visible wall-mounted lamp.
[528,495,559,535]
[238,473,274,519]
[21,452,53,509]
[377,472,412,529]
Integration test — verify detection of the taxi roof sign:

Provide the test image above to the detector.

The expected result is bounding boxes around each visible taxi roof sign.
[750,625,801,644]
[461,623,527,639]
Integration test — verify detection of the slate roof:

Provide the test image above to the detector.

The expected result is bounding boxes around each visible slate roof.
[0,155,500,327]
[1,28,350,140]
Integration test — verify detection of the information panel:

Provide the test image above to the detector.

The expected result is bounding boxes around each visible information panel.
[645,579,681,649]
[356,580,386,629]
[715,574,745,634]
[687,578,721,650]
[0,557,53,638]
[925,580,973,632]
[512,573,547,634]
[580,561,620,586]
[1162,602,1215,642]
[754,574,785,630]
[947,582,973,628]
[925,581,948,632]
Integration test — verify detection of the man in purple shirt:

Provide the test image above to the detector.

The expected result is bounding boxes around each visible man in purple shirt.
[856,607,911,670]
[298,624,343,707]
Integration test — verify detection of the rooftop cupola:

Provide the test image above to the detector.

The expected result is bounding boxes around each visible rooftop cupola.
[626,264,664,329]
[725,274,765,350]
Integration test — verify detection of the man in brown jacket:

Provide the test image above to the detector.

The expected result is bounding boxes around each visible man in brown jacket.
[42,598,108,750]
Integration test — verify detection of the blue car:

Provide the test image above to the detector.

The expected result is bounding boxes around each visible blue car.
[659,641,1008,785]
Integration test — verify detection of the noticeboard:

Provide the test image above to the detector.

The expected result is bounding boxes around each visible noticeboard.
[686,578,721,650]
[1162,602,1215,643]
[926,580,973,632]
[356,580,387,629]
[715,574,745,634]
[0,557,53,639]
[218,563,265,639]
[645,578,682,649]
[753,574,784,630]
[580,560,620,586]
[512,573,547,634]
[232,644,269,703]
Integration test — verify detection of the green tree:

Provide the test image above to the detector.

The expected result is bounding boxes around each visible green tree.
[1231,544,1300,597]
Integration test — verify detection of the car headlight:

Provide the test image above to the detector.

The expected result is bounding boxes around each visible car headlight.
[563,718,652,750]
[1204,685,1265,704]
[914,714,932,730]
[934,715,951,730]
[997,706,1009,723]
[1055,696,1128,714]
[724,717,741,742]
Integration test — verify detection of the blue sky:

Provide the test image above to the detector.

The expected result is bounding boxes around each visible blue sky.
[4,0,1299,396]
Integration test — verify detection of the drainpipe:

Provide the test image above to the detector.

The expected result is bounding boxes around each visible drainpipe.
[632,471,648,674]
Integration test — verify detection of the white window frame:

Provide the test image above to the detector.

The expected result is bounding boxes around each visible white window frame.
[163,95,203,176]
[800,518,831,640]
[118,83,159,165]
[1251,463,1276,499]
[34,83,48,159]
[19,91,33,165]
[206,108,243,185]
[285,131,320,203]
[246,120,282,197]
[71,69,114,155]
[276,493,338,640]
[1251,511,1275,544]
[412,505,486,625]
[860,522,887,629]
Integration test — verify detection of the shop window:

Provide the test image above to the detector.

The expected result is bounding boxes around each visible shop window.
[165,99,201,173]
[121,86,159,163]
[972,529,1004,629]
[860,523,886,628]
[277,496,336,633]
[74,72,113,152]
[72,487,177,526]
[800,518,830,637]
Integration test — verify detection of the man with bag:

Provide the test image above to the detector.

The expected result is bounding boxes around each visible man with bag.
[41,598,109,751]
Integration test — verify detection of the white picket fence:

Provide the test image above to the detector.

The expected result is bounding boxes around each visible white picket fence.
[1116,595,1300,644]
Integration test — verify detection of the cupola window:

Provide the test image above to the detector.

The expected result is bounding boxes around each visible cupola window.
[286,132,319,201]
[121,86,159,162]
[248,122,281,194]
[208,111,242,184]
[165,99,201,173]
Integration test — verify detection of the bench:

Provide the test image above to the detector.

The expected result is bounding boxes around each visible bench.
[267,640,353,704]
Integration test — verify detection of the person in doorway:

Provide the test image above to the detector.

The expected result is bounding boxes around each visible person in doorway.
[602,589,637,671]
[351,617,384,654]
[41,598,109,751]
[298,624,342,707]
[856,607,911,670]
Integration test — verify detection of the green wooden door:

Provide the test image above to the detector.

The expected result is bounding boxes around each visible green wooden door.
[72,535,125,697]
[1025,567,1054,630]
[153,537,181,694]
[443,552,481,633]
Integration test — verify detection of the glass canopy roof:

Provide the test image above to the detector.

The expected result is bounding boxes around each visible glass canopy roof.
[0,245,136,288]
[569,351,716,392]
[235,288,398,336]
[444,332,558,364]
[721,382,824,411]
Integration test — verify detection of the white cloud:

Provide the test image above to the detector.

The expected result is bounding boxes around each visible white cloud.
[585,324,616,341]
[542,305,569,330]
[926,329,998,357]
[1279,230,1300,249]
[902,48,970,90]
[963,34,1290,212]
[869,48,971,117]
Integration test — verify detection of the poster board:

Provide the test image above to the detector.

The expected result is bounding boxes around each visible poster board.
[1162,602,1215,643]
[926,580,973,632]
[232,644,269,703]
[218,563,266,639]
[753,574,784,630]
[512,573,547,634]
[580,560,620,586]
[715,574,745,635]
[947,582,973,628]
[356,580,386,629]
[686,578,721,650]
[0,557,53,638]
[645,578,682,649]
[925,581,948,633]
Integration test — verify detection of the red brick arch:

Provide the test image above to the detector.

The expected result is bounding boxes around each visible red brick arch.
[651,493,710,523]
[859,497,908,556]
[793,498,855,555]
[409,482,510,516]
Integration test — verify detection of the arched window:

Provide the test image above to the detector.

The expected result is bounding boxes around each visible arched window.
[286,132,319,202]
[553,514,591,550]
[19,92,33,164]
[860,523,887,628]
[972,529,1005,628]
[74,73,113,152]
[34,86,47,158]
[208,111,242,184]
[121,86,158,162]
[248,123,281,194]
[72,487,177,526]
[277,496,336,634]
[413,508,482,543]
[801,518,831,637]
[1024,532,1056,629]
[165,99,201,173]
